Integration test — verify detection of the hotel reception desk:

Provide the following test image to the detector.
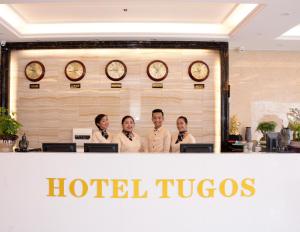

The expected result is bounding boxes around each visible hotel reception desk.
[0,153,300,232]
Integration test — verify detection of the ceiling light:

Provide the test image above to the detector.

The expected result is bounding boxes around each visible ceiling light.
[278,24,300,40]
[0,3,259,39]
[223,4,258,33]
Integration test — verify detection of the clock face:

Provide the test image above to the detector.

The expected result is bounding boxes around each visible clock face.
[147,60,168,82]
[188,61,210,82]
[25,61,45,82]
[65,60,86,82]
[105,60,127,81]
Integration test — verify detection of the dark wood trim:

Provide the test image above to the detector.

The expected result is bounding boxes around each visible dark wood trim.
[220,47,230,152]
[4,41,227,50]
[0,40,229,151]
[0,45,10,109]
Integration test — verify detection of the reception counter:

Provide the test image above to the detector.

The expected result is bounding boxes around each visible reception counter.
[0,153,300,232]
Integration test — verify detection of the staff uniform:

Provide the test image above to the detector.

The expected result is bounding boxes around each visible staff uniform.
[171,132,196,153]
[113,131,142,153]
[145,126,171,153]
[91,129,113,143]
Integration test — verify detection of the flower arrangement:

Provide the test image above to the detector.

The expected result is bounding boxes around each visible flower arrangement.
[287,108,300,141]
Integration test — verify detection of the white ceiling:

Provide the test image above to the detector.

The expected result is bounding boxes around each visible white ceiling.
[10,2,236,23]
[0,0,300,51]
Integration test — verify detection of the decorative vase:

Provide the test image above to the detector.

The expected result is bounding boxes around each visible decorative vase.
[0,139,17,152]
[279,127,291,150]
[245,127,252,142]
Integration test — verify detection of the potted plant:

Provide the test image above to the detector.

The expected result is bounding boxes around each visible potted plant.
[287,108,300,147]
[0,107,22,152]
[256,121,277,141]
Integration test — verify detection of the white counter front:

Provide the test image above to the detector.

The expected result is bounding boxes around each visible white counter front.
[0,153,300,232]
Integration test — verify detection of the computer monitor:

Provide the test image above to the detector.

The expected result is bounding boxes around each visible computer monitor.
[42,143,77,152]
[84,143,118,153]
[180,143,214,153]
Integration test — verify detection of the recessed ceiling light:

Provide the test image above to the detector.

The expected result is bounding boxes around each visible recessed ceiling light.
[278,24,300,40]
[0,3,258,38]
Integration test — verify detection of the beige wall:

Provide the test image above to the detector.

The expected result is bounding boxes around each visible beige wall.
[230,50,300,140]
[10,48,221,149]
[10,48,300,147]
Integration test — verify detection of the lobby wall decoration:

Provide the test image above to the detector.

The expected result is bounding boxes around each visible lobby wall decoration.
[188,60,210,82]
[64,60,86,82]
[24,61,45,82]
[7,43,226,150]
[105,60,127,81]
[147,60,168,82]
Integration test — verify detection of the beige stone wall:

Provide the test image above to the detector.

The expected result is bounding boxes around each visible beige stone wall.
[230,50,300,140]
[10,49,221,148]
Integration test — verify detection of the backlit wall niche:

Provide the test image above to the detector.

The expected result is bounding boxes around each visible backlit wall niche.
[10,48,221,151]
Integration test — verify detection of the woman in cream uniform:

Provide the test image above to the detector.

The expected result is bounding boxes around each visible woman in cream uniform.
[92,114,113,143]
[113,115,143,153]
[171,116,196,153]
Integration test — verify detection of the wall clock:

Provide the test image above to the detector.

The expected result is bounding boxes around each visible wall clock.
[147,60,168,82]
[105,60,127,81]
[188,60,210,82]
[65,60,86,82]
[24,61,45,82]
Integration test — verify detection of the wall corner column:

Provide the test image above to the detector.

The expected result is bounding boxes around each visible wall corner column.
[0,44,10,109]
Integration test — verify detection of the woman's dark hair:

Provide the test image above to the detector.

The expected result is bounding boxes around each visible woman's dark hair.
[152,108,164,117]
[95,114,107,130]
[121,115,135,124]
[177,116,188,124]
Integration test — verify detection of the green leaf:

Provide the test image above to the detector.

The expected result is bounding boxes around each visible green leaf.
[0,108,22,137]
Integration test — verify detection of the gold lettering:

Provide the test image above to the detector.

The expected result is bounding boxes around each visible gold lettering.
[111,179,128,198]
[132,179,148,198]
[177,179,195,198]
[197,179,216,198]
[156,179,174,198]
[69,179,88,198]
[220,178,238,197]
[241,178,256,197]
[47,178,66,197]
[90,179,109,198]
